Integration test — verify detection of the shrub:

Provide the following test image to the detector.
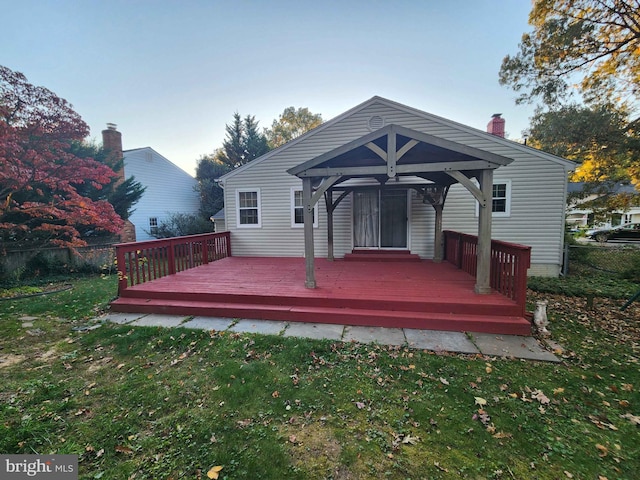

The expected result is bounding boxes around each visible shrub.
[150,213,214,239]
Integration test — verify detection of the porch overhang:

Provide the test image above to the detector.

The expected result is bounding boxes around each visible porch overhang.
[287,124,514,293]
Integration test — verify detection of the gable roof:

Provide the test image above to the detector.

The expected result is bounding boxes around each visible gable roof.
[217,96,574,184]
[124,147,195,178]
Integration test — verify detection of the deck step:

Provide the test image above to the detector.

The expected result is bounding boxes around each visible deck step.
[110,297,532,335]
[344,250,422,262]
[117,289,522,317]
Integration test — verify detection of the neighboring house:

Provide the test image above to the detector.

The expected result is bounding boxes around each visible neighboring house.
[210,208,226,232]
[123,147,200,241]
[566,182,640,228]
[217,96,574,277]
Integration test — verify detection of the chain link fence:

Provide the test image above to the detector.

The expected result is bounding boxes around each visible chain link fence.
[563,243,640,281]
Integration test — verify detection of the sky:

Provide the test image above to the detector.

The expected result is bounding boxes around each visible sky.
[3,0,537,176]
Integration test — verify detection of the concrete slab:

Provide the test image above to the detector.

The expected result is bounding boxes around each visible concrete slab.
[343,326,406,346]
[471,333,559,362]
[182,317,235,331]
[103,312,146,324]
[283,322,344,341]
[130,314,188,328]
[230,319,287,336]
[404,329,480,354]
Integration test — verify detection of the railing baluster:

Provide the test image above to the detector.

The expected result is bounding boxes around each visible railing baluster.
[444,230,531,317]
[115,232,231,295]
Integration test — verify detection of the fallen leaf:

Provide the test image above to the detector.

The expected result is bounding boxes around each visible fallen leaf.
[621,413,640,426]
[493,431,512,439]
[531,389,550,405]
[207,466,223,479]
[596,444,608,457]
[553,387,565,395]
[564,471,573,478]
[402,434,420,445]
[115,445,133,455]
[439,377,449,386]
[474,396,487,406]
[355,401,365,409]
[434,461,448,473]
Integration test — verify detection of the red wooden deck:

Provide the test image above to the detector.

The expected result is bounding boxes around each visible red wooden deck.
[111,256,532,335]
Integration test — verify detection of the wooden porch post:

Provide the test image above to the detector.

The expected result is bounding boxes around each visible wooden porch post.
[433,204,444,262]
[475,169,493,294]
[303,177,316,288]
[325,188,334,261]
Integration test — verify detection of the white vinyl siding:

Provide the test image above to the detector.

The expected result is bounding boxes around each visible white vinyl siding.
[236,189,261,228]
[220,97,573,275]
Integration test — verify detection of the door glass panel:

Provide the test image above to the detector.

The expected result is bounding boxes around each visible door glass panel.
[380,190,407,248]
[353,191,379,247]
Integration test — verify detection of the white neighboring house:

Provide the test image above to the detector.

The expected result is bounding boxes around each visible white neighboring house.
[217,96,575,277]
[123,147,200,241]
[566,182,640,228]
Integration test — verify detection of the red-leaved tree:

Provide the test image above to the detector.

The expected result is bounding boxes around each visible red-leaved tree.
[0,65,123,249]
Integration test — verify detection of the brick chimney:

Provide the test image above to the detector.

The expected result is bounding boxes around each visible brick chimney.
[101,123,136,243]
[102,123,125,188]
[487,113,505,138]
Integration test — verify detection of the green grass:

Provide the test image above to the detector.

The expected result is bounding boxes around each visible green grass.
[1,275,639,479]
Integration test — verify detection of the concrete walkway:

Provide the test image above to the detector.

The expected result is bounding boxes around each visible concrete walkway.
[101,312,560,362]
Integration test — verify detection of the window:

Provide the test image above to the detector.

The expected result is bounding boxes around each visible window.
[149,217,159,236]
[236,189,261,227]
[491,181,511,217]
[291,188,317,228]
[475,180,511,218]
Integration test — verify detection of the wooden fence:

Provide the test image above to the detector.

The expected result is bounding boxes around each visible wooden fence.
[115,232,231,294]
[444,230,531,316]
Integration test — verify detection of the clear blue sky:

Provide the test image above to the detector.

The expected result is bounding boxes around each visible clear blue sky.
[3,0,535,175]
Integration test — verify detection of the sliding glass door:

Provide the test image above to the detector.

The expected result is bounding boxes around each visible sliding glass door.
[353,190,407,248]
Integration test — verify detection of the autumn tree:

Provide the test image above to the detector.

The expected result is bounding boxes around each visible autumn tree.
[528,103,640,217]
[0,65,123,249]
[499,0,640,107]
[215,113,269,169]
[68,140,146,224]
[265,106,323,149]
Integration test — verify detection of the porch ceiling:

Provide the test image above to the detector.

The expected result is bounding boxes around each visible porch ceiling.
[287,124,513,187]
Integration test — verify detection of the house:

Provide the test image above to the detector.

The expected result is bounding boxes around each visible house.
[566,182,640,228]
[217,96,575,277]
[210,208,226,232]
[102,125,201,242]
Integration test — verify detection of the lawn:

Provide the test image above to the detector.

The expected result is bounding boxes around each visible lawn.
[0,275,638,479]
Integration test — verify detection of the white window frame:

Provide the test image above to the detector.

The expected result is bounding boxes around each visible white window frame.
[236,188,262,228]
[291,187,318,228]
[149,217,159,236]
[475,180,511,218]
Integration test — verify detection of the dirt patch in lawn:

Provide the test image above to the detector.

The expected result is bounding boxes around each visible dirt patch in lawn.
[0,354,26,369]
[282,421,356,480]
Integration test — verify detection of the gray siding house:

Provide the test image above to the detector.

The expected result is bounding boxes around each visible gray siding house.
[218,97,574,277]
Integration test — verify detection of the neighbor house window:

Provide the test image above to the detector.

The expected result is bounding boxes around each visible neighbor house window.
[291,188,318,228]
[149,217,159,236]
[236,189,261,227]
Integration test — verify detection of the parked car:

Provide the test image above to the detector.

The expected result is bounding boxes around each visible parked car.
[588,223,640,242]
